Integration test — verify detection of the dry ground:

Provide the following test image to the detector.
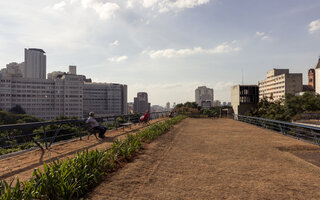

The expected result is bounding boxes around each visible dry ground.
[86,118,320,200]
[0,118,166,182]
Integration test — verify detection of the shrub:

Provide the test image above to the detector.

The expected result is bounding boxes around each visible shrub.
[0,115,186,200]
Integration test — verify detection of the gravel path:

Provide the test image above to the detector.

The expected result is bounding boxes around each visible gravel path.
[86,118,320,200]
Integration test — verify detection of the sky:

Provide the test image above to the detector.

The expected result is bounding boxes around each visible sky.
[0,0,320,107]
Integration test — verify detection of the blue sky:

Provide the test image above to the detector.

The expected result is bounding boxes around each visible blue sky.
[0,0,320,106]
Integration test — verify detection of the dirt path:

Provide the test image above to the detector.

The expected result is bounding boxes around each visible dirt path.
[0,118,166,182]
[86,118,320,199]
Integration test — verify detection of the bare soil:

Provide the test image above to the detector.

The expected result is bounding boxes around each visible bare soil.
[0,118,166,182]
[86,118,320,200]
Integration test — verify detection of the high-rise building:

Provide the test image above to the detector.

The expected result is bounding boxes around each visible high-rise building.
[24,48,46,79]
[258,69,302,101]
[195,86,214,109]
[83,83,127,117]
[133,92,150,114]
[231,85,259,115]
[69,65,77,75]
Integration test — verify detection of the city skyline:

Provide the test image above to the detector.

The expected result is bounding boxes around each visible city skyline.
[1,1,320,106]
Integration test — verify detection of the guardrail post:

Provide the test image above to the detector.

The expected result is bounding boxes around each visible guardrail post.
[78,122,82,140]
[311,130,320,145]
[298,128,300,140]
[279,124,283,134]
[43,125,48,149]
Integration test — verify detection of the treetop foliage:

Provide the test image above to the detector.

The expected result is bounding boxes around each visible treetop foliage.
[246,92,320,121]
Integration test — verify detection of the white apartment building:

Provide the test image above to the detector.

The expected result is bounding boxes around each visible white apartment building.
[0,73,84,120]
[195,86,214,108]
[24,48,46,79]
[258,69,302,101]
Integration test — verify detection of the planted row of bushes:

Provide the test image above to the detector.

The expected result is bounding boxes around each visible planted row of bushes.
[0,115,186,200]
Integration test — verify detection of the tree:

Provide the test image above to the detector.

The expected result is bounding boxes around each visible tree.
[9,105,26,114]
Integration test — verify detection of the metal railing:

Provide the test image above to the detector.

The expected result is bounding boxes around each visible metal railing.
[0,111,170,154]
[234,114,320,145]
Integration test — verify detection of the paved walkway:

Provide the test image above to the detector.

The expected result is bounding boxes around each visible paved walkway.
[86,118,320,199]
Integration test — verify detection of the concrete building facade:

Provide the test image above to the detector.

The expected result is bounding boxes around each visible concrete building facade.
[231,85,259,115]
[24,48,46,79]
[83,83,127,117]
[258,69,302,101]
[308,68,315,90]
[195,86,214,108]
[0,73,84,120]
[133,92,150,114]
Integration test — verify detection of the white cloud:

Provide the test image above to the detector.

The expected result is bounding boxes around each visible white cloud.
[108,56,128,62]
[53,1,67,11]
[255,32,271,40]
[144,42,240,58]
[309,19,320,34]
[81,0,120,20]
[110,40,119,46]
[51,0,120,20]
[129,0,210,12]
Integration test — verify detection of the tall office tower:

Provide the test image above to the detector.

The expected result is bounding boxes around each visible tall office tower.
[24,48,46,79]
[133,92,150,114]
[195,86,214,109]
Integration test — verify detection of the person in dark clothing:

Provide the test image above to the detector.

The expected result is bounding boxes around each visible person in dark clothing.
[86,112,106,138]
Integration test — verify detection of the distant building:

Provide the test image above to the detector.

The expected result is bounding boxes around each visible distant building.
[166,102,170,110]
[68,65,76,75]
[0,49,128,119]
[258,69,302,101]
[0,62,24,77]
[231,85,259,115]
[47,71,64,80]
[213,100,221,107]
[127,102,134,114]
[308,68,315,90]
[134,92,150,114]
[151,105,165,112]
[24,48,46,79]
[83,83,127,117]
[195,86,214,109]
[313,58,320,94]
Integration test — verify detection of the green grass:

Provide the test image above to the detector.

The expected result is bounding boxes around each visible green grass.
[0,115,186,200]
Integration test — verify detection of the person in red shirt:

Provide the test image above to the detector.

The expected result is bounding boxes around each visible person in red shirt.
[143,110,150,121]
[140,110,150,124]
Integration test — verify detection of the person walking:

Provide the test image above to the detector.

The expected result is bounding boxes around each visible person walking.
[86,112,106,138]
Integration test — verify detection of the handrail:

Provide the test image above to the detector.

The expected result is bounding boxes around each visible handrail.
[234,114,320,145]
[0,111,170,153]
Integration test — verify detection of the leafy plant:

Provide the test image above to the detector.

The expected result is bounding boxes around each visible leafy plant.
[0,115,186,200]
